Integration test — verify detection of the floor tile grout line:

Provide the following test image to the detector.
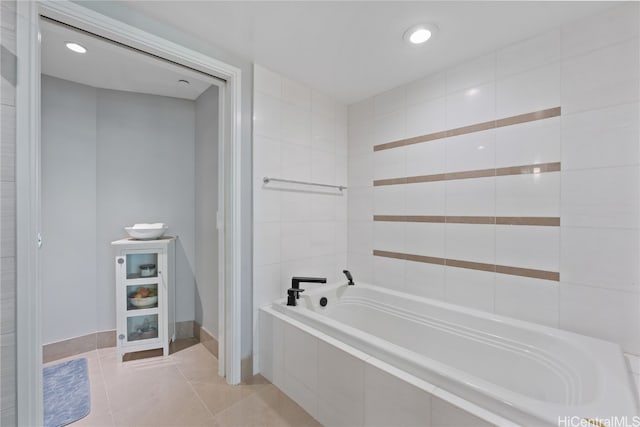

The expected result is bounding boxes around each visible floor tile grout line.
[95,349,117,426]
[174,354,219,422]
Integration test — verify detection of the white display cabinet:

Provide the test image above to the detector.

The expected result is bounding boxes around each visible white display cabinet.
[112,237,176,361]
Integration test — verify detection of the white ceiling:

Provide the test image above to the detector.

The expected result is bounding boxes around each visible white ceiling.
[40,19,217,100]
[119,1,616,105]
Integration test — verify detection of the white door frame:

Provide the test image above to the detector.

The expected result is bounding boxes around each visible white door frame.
[16,1,244,423]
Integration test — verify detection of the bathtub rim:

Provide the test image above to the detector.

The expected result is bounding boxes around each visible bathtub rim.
[268,281,638,425]
[260,304,518,427]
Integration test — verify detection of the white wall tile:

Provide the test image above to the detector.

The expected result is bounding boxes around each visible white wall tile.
[561,226,639,293]
[494,274,559,327]
[373,146,405,180]
[254,65,282,98]
[404,261,446,300]
[348,152,373,189]
[253,135,281,178]
[405,182,446,216]
[253,91,281,139]
[445,224,495,265]
[444,267,495,312]
[281,142,311,182]
[254,179,281,223]
[282,76,311,110]
[374,111,406,145]
[431,395,493,427]
[312,90,336,119]
[310,194,336,222]
[281,222,312,261]
[446,53,496,94]
[348,120,374,155]
[405,140,446,177]
[405,97,446,139]
[311,113,335,153]
[348,221,373,256]
[373,186,405,216]
[348,97,374,124]
[559,283,640,354]
[445,178,495,217]
[495,117,561,168]
[404,222,445,258]
[562,38,640,114]
[445,131,495,173]
[311,149,336,185]
[405,72,446,106]
[561,166,639,229]
[280,191,312,223]
[348,188,373,221]
[317,341,365,427]
[497,29,561,78]
[281,104,311,146]
[373,256,405,291]
[310,222,336,257]
[562,3,640,59]
[254,222,281,266]
[253,264,282,309]
[347,252,373,284]
[446,82,495,129]
[1,106,16,182]
[562,103,639,170]
[495,172,560,217]
[495,225,560,272]
[374,221,404,254]
[496,62,561,118]
[364,364,432,427]
[374,85,406,117]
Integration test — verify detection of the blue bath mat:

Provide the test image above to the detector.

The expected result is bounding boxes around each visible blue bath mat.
[43,358,91,427]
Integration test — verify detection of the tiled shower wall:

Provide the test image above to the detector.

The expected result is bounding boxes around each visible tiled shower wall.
[252,65,348,369]
[0,0,16,424]
[347,3,640,355]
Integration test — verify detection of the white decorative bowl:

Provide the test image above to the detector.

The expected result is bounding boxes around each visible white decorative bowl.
[124,226,168,240]
[129,296,158,308]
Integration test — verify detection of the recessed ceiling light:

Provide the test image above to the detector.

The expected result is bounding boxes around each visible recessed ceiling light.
[178,79,190,86]
[65,42,87,54]
[403,24,438,45]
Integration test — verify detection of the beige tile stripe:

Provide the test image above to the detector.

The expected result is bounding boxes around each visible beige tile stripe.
[373,162,561,187]
[374,215,560,226]
[373,249,560,281]
[373,107,561,152]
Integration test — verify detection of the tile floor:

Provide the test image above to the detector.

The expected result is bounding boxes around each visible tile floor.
[44,341,320,426]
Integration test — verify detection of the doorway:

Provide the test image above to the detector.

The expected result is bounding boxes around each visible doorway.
[15,2,243,424]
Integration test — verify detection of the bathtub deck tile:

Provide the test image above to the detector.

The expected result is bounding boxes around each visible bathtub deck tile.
[431,394,497,427]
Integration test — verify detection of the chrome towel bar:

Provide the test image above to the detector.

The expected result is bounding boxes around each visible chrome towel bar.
[263,177,347,191]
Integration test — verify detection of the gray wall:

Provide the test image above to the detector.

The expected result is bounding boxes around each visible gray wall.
[41,75,197,343]
[0,0,17,424]
[76,0,255,365]
[41,77,97,343]
[194,85,219,335]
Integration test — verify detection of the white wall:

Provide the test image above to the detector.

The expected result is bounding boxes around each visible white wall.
[195,85,219,335]
[347,3,640,355]
[42,75,197,343]
[252,65,348,371]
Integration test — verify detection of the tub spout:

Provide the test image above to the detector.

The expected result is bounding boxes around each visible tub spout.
[287,276,327,306]
[343,270,355,286]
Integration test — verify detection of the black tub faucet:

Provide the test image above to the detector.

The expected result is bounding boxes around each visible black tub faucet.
[343,270,355,286]
[287,276,327,306]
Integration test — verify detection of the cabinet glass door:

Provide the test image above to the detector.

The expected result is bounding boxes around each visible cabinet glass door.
[126,253,158,279]
[126,284,158,310]
[126,314,159,342]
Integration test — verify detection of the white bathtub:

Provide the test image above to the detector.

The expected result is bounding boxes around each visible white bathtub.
[262,282,638,426]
